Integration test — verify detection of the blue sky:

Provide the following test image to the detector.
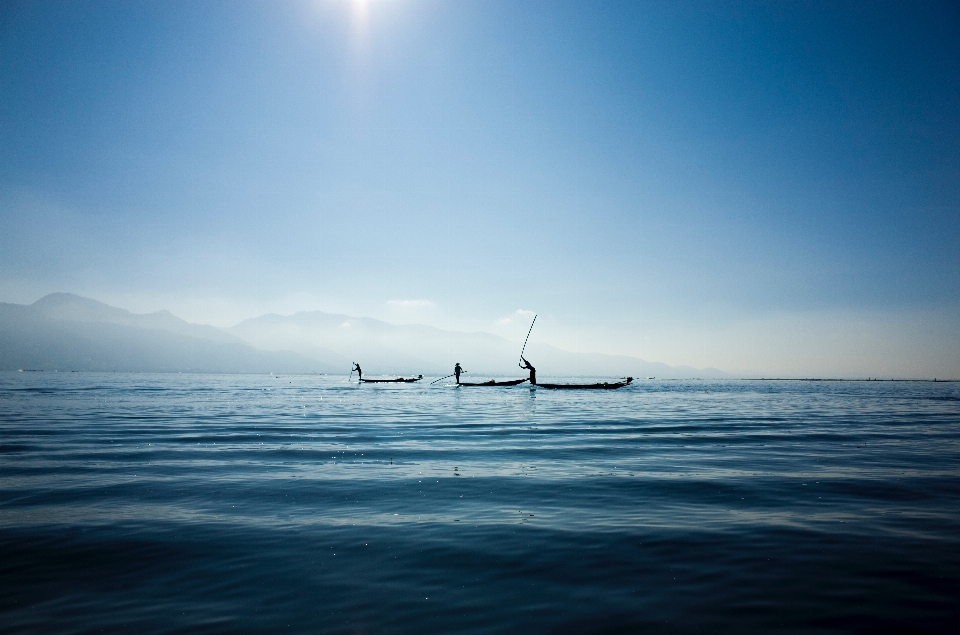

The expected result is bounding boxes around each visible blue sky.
[1,0,958,376]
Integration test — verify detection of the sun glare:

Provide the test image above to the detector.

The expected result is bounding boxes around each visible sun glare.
[350,0,370,33]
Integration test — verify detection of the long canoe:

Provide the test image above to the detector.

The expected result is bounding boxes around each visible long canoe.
[456,378,529,387]
[535,377,633,390]
[359,375,423,383]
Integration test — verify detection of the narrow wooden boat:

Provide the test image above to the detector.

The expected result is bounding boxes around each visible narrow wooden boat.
[535,377,633,390]
[359,375,423,383]
[456,378,529,387]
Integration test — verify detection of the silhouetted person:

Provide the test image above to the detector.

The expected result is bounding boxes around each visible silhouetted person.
[352,362,362,381]
[520,356,536,385]
[454,363,463,384]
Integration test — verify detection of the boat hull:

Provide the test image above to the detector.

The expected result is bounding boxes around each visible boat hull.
[456,378,528,387]
[359,376,422,383]
[535,378,633,390]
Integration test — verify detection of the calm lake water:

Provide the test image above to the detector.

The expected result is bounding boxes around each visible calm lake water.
[1,373,958,634]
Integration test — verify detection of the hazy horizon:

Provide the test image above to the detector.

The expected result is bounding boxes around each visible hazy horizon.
[2,291,739,378]
[2,1,958,378]
[2,291,955,379]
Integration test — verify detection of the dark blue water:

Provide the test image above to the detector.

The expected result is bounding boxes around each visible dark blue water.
[1,373,958,634]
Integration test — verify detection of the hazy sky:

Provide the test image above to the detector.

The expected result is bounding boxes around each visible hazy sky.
[2,0,958,377]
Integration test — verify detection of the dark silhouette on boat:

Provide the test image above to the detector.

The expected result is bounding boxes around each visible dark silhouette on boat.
[456,378,529,387]
[519,357,632,389]
[519,356,536,385]
[359,375,423,383]
[451,362,527,386]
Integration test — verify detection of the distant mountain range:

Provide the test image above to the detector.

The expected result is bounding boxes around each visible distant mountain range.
[0,294,729,378]
[0,294,319,373]
[227,310,729,378]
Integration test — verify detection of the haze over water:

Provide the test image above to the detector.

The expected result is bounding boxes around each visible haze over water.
[2,373,958,633]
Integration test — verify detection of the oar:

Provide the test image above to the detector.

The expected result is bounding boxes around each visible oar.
[519,314,537,363]
[430,371,466,385]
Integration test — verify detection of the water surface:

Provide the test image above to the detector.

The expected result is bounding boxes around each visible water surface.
[1,373,958,633]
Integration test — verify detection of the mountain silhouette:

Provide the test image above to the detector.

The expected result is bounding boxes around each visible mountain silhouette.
[0,294,728,378]
[0,294,323,373]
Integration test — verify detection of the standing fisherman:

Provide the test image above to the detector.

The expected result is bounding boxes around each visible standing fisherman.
[352,362,362,381]
[519,356,536,386]
[454,363,464,384]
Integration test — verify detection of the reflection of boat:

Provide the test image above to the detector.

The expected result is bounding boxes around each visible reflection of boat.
[360,375,423,383]
[535,377,633,390]
[457,378,529,387]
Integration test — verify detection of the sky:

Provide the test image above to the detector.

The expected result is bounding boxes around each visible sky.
[1,0,958,377]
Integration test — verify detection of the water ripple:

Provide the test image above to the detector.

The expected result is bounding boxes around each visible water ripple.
[1,373,958,633]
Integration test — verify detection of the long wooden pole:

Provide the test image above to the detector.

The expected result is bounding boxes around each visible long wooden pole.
[519,314,537,362]
[430,371,467,385]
